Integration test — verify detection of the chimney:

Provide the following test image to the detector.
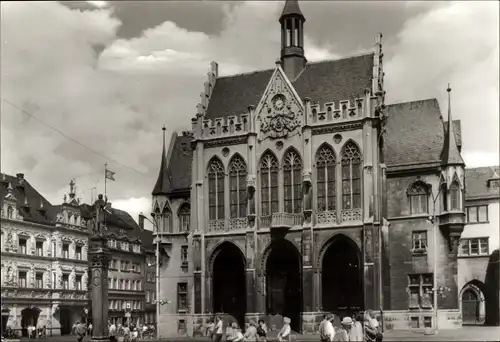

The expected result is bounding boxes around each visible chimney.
[138,214,145,231]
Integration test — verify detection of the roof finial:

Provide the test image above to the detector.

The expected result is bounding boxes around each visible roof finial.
[447,83,452,121]
[441,82,464,166]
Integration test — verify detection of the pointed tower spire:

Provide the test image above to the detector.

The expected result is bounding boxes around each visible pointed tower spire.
[279,0,307,81]
[152,125,172,196]
[442,84,465,166]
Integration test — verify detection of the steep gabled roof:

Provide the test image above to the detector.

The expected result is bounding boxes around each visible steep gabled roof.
[0,174,54,225]
[205,53,374,120]
[153,132,194,195]
[152,128,173,196]
[384,99,462,168]
[465,166,500,200]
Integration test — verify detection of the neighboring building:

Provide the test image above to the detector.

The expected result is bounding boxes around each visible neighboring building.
[151,0,469,337]
[143,248,157,326]
[80,202,153,328]
[1,174,89,337]
[0,174,154,337]
[458,166,499,326]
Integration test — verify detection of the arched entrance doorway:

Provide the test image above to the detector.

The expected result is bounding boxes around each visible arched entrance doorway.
[21,307,41,337]
[321,235,363,318]
[266,239,302,332]
[212,242,246,328]
[1,307,10,335]
[461,282,486,325]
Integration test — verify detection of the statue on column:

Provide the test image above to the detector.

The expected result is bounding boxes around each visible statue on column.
[88,194,108,237]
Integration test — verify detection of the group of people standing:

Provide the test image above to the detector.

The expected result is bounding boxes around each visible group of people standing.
[25,324,46,339]
[207,311,382,342]
[207,316,270,342]
[319,310,383,342]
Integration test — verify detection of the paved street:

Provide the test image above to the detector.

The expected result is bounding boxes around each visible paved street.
[16,326,500,341]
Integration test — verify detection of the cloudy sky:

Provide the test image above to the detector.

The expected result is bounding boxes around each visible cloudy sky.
[1,0,498,226]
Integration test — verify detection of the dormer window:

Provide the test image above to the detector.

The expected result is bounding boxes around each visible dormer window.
[489,179,500,189]
[121,242,129,251]
[7,206,13,219]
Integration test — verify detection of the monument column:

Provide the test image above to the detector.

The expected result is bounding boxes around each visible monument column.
[88,194,110,342]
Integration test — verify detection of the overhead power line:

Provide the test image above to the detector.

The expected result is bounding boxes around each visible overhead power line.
[2,98,145,175]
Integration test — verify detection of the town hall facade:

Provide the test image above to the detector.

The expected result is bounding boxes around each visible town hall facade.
[151,0,480,337]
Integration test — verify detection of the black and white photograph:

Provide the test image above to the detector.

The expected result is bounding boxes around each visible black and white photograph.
[1,1,499,341]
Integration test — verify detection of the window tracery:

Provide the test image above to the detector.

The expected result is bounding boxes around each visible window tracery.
[178,203,190,232]
[316,145,336,212]
[159,204,172,233]
[208,157,225,220]
[283,149,302,213]
[260,152,279,216]
[341,141,361,209]
[450,180,460,211]
[407,181,429,214]
[229,155,247,218]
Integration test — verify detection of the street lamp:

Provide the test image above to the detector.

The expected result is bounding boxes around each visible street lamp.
[139,212,162,341]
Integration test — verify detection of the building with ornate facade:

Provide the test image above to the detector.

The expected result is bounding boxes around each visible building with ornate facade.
[90,203,154,327]
[458,167,499,326]
[151,0,476,337]
[0,173,154,337]
[0,174,89,337]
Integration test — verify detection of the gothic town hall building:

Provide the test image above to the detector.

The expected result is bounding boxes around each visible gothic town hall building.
[150,1,497,337]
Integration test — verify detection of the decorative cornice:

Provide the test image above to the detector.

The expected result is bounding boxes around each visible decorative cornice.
[311,121,363,136]
[201,135,248,148]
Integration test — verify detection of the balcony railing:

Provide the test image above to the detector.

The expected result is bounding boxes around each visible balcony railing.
[260,212,302,229]
[207,217,247,233]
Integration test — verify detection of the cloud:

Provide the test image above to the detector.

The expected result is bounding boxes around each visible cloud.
[113,196,152,229]
[384,1,499,163]
[86,1,108,9]
[1,0,498,223]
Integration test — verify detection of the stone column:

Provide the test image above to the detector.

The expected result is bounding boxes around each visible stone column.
[301,229,313,313]
[89,236,110,342]
[245,231,256,315]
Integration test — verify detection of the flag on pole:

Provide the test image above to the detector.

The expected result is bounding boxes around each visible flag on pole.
[105,169,116,181]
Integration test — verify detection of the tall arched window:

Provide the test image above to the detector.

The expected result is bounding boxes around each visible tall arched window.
[408,181,429,214]
[341,141,362,210]
[440,181,448,212]
[208,157,225,220]
[316,145,336,212]
[178,203,190,232]
[159,204,172,233]
[260,152,279,216]
[450,180,460,211]
[283,149,303,213]
[7,206,13,219]
[229,155,247,218]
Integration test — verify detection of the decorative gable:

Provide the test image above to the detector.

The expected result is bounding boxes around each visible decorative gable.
[256,63,304,141]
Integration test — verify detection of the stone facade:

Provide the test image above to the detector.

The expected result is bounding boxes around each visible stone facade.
[0,174,154,337]
[457,167,499,326]
[151,1,467,337]
[1,175,89,337]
